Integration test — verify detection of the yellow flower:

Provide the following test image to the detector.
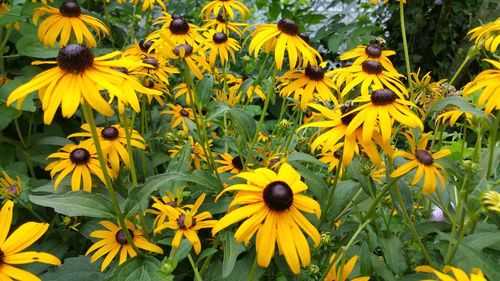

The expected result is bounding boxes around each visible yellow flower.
[411,69,446,110]
[463,59,500,115]
[215,153,245,174]
[173,83,195,104]
[168,43,211,80]
[201,0,250,20]
[67,123,146,173]
[131,0,167,11]
[249,18,322,70]
[6,44,160,124]
[391,132,450,194]
[0,2,10,16]
[149,14,204,49]
[435,108,473,127]
[416,265,487,281]
[212,163,321,274]
[223,73,266,101]
[86,220,163,271]
[280,65,339,109]
[203,30,241,67]
[202,15,247,37]
[124,50,179,87]
[33,1,109,47]
[154,193,217,254]
[45,142,115,192]
[326,254,370,281]
[0,171,22,199]
[340,40,398,73]
[345,88,423,143]
[482,190,500,213]
[0,200,61,281]
[148,191,184,228]
[318,144,344,176]
[169,137,211,169]
[161,103,194,132]
[468,18,500,53]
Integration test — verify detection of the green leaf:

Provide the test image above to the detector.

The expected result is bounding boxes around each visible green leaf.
[195,75,213,106]
[288,152,325,166]
[0,78,36,112]
[105,256,163,281]
[30,192,115,218]
[40,256,104,281]
[462,232,500,251]
[359,242,373,276]
[290,162,327,201]
[378,236,407,274]
[166,140,192,172]
[454,244,500,281]
[370,252,396,281]
[34,136,74,146]
[220,231,246,278]
[16,34,59,58]
[426,96,485,117]
[0,104,21,130]
[401,221,450,241]
[228,107,256,143]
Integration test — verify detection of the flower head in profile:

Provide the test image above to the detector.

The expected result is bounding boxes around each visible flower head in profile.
[124,50,179,88]
[86,220,163,271]
[463,59,500,114]
[33,0,109,47]
[249,18,322,70]
[215,153,246,174]
[154,193,217,254]
[435,107,473,127]
[131,0,167,11]
[169,43,211,80]
[411,69,446,110]
[68,123,146,173]
[468,18,500,53]
[279,65,339,109]
[203,30,241,67]
[201,0,249,20]
[326,254,369,281]
[161,103,195,132]
[45,141,115,192]
[6,44,160,124]
[202,14,247,37]
[0,200,61,281]
[0,171,22,199]
[482,190,500,213]
[391,131,450,194]
[212,163,322,274]
[416,265,487,281]
[224,74,266,101]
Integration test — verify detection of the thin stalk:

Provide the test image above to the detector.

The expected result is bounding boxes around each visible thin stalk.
[248,255,258,281]
[449,56,470,86]
[445,175,468,264]
[81,101,141,254]
[121,113,138,187]
[485,111,499,178]
[400,2,413,94]
[319,150,344,229]
[14,118,35,177]
[102,0,116,49]
[188,254,203,281]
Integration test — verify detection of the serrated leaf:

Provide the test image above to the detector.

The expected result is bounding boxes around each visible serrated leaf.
[378,236,407,274]
[220,231,246,278]
[105,256,162,281]
[30,192,115,218]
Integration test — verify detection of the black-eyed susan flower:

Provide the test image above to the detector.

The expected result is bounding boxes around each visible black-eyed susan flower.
[299,103,393,167]
[326,254,369,281]
[173,83,195,104]
[212,163,321,274]
[463,59,500,114]
[280,65,338,109]
[411,69,446,109]
[435,107,473,127]
[318,145,344,176]
[150,15,204,48]
[215,86,242,105]
[391,132,450,194]
[224,74,266,101]
[127,53,179,87]
[131,0,167,11]
[169,43,211,80]
[332,57,407,97]
[215,153,245,174]
[6,44,160,124]
[86,220,163,271]
[45,142,115,192]
[148,191,184,228]
[340,39,398,73]
[201,0,250,20]
[68,123,146,173]
[0,200,61,280]
[169,137,211,169]
[203,30,240,67]
[161,103,194,132]
[33,0,109,47]
[202,14,247,37]
[482,190,500,213]
[154,193,217,254]
[468,18,500,53]
[344,88,423,143]
[0,171,22,199]
[416,265,487,281]
[249,18,321,70]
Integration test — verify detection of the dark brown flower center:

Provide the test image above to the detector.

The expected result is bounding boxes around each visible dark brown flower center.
[304,110,312,118]
[269,158,280,168]
[0,249,4,264]
[139,40,154,53]
[173,44,193,57]
[365,44,382,58]
[166,201,177,207]
[371,89,397,105]
[180,109,190,117]
[277,18,299,36]
[340,102,358,125]
[101,126,119,140]
[216,13,226,23]
[415,150,434,165]
[361,60,382,74]
[263,181,293,211]
[333,150,342,159]
[142,57,159,68]
[69,148,91,164]
[57,44,94,74]
[112,67,128,74]
[213,32,228,44]
[305,65,325,81]
[115,229,134,245]
[169,18,190,35]
[177,214,196,229]
[7,184,18,195]
[59,0,81,17]
[231,156,244,171]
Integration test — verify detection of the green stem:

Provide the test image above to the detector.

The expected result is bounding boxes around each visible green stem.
[449,56,470,86]
[400,2,413,95]
[121,113,139,186]
[102,0,116,49]
[319,150,344,229]
[188,254,203,281]
[445,175,468,264]
[81,101,141,255]
[248,255,258,281]
[485,111,499,179]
